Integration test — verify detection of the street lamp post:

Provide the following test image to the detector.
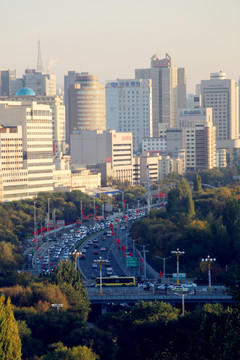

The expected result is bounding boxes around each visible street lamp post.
[80,200,83,224]
[70,249,81,270]
[201,255,216,292]
[51,303,63,314]
[137,243,150,280]
[171,248,185,285]
[94,257,108,295]
[155,256,171,280]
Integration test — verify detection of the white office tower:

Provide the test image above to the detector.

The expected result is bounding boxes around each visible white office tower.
[135,53,186,136]
[0,101,54,196]
[201,71,239,143]
[67,72,106,146]
[106,79,152,153]
[178,108,216,171]
[0,125,28,201]
[0,90,66,156]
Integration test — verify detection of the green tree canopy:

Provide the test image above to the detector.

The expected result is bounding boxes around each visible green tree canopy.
[193,172,202,192]
[0,295,21,360]
[166,178,195,220]
[41,342,99,360]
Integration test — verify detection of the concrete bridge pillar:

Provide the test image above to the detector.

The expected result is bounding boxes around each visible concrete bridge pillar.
[101,304,107,315]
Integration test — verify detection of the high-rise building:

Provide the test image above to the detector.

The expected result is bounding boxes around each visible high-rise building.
[106,79,152,152]
[178,108,216,171]
[0,125,29,201]
[70,129,133,184]
[0,100,54,196]
[201,71,239,143]
[135,53,186,136]
[0,70,16,96]
[64,71,79,143]
[0,89,66,155]
[11,69,56,96]
[65,72,106,146]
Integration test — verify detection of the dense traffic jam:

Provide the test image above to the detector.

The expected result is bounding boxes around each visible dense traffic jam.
[33,210,146,275]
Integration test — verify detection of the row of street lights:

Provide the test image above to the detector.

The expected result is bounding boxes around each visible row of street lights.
[170,248,216,291]
[69,246,216,294]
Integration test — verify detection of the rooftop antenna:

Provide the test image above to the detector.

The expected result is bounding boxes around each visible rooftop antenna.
[37,40,44,73]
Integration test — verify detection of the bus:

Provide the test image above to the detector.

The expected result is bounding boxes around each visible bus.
[96,276,136,287]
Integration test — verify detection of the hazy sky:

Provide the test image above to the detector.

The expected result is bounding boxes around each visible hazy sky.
[1,0,239,92]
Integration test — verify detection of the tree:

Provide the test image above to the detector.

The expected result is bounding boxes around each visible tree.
[52,261,90,321]
[42,342,99,360]
[222,197,240,240]
[166,178,195,219]
[0,241,23,277]
[130,301,180,324]
[193,172,202,192]
[52,260,83,291]
[0,295,21,360]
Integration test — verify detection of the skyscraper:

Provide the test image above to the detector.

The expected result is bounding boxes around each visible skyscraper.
[0,70,16,96]
[135,53,186,136]
[201,71,239,143]
[67,72,106,146]
[0,99,54,196]
[105,79,152,152]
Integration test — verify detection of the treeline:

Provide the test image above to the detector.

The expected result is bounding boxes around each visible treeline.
[0,261,100,359]
[131,176,240,281]
[96,298,240,360]
[3,261,240,359]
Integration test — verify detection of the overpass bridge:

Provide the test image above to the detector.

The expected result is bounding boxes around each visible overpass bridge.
[87,288,233,313]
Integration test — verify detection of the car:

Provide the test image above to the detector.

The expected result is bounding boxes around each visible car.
[182,282,197,288]
[172,285,188,292]
[93,251,99,255]
[157,284,174,290]
[81,248,87,253]
[92,263,98,268]
[138,283,154,290]
[100,247,106,251]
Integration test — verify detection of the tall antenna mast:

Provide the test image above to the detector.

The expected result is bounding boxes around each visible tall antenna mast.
[37,40,44,72]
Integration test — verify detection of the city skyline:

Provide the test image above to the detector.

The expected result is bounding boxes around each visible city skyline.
[1,0,239,93]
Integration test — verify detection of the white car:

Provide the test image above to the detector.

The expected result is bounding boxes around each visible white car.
[157,283,174,290]
[182,282,197,288]
[172,285,188,292]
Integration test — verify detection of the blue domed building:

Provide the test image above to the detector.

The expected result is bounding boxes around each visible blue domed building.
[16,87,36,96]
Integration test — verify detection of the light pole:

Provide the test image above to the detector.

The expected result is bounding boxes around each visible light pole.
[155,256,171,280]
[51,303,63,314]
[47,198,50,242]
[70,249,81,270]
[94,257,108,295]
[171,248,185,285]
[80,200,83,224]
[146,165,151,215]
[138,243,150,280]
[201,255,216,292]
